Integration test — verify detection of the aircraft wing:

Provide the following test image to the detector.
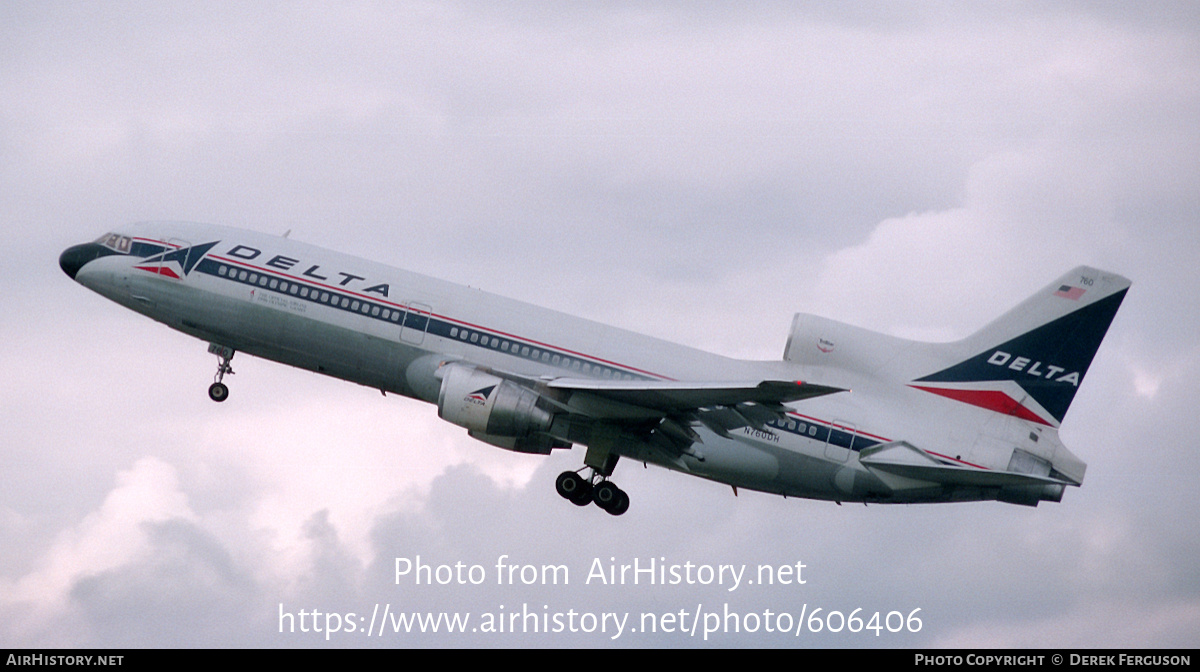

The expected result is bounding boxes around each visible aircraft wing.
[542,376,846,449]
[446,362,847,454]
[543,377,845,412]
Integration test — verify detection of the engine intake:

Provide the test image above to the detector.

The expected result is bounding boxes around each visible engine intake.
[437,364,553,439]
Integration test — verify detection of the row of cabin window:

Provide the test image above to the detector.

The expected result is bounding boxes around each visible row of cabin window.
[769,417,819,437]
[214,264,636,381]
[446,326,634,380]
[216,265,405,320]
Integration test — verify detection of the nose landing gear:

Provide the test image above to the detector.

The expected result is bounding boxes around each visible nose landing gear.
[207,343,235,402]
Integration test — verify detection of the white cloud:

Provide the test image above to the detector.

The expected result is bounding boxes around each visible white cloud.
[0,458,193,641]
[806,141,1135,341]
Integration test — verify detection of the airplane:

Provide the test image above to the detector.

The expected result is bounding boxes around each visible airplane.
[60,222,1130,515]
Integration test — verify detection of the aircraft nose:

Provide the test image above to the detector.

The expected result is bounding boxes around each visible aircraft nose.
[59,243,112,280]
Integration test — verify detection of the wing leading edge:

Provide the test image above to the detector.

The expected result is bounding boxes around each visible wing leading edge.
[543,377,847,451]
[544,377,846,412]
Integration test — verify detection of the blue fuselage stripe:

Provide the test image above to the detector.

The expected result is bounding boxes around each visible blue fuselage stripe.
[193,256,653,381]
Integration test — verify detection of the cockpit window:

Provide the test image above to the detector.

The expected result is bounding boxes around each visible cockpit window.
[94,232,132,253]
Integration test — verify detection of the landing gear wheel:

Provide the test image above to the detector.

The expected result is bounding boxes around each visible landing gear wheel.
[593,481,629,515]
[556,471,584,498]
[208,382,229,402]
[609,489,630,516]
[570,481,594,506]
[593,481,620,509]
[556,470,595,506]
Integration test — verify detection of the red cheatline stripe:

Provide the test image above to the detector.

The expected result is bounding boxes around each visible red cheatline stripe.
[909,385,1051,426]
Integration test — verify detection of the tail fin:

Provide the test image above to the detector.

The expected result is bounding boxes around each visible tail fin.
[910,267,1130,426]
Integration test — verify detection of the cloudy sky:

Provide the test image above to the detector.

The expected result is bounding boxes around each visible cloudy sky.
[2,2,1198,648]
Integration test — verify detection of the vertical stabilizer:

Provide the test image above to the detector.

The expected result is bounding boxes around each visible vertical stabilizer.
[909,267,1130,426]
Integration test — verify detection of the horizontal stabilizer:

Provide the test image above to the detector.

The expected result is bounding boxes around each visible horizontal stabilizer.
[859,441,1072,488]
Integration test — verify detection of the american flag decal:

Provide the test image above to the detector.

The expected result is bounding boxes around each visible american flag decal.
[1054,285,1085,300]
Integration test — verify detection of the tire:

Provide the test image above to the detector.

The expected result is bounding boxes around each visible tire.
[555,471,582,499]
[570,482,594,506]
[593,481,619,510]
[609,489,630,516]
[208,382,229,402]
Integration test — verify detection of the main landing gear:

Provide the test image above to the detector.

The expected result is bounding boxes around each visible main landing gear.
[207,344,235,402]
[555,427,629,515]
[555,469,630,516]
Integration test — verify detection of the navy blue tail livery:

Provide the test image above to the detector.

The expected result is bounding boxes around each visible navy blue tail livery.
[909,268,1130,427]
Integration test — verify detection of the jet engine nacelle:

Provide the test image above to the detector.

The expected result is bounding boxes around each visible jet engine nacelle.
[467,430,570,455]
[437,363,554,441]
